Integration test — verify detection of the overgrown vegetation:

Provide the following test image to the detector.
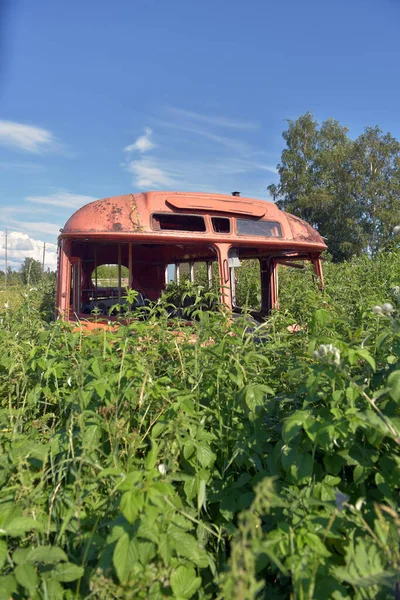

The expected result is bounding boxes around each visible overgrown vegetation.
[0,249,399,599]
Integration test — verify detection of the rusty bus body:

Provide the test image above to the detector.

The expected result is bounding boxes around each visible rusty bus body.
[56,191,326,329]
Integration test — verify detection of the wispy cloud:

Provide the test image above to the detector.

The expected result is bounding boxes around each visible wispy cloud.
[154,119,253,155]
[126,158,176,188]
[125,127,156,153]
[165,107,259,130]
[0,230,58,269]
[122,106,279,195]
[25,192,97,209]
[0,120,56,153]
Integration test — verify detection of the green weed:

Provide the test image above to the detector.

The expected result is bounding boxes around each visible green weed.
[0,250,399,599]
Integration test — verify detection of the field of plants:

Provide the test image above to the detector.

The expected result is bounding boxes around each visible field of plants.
[0,249,399,599]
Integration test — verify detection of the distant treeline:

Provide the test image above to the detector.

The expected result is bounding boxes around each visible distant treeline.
[0,258,56,287]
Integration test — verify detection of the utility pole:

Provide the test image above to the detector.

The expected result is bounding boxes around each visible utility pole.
[42,242,46,279]
[4,230,8,289]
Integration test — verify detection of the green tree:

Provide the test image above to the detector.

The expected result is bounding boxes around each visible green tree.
[20,257,42,285]
[268,113,400,261]
[352,126,400,253]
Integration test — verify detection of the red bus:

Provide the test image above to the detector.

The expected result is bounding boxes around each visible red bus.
[56,191,326,329]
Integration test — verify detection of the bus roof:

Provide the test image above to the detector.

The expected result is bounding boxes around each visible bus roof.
[60,191,326,252]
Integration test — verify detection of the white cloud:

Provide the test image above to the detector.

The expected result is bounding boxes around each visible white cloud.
[154,119,253,155]
[165,107,259,130]
[125,127,156,153]
[0,120,56,153]
[25,192,97,209]
[0,231,57,270]
[122,107,279,193]
[7,220,61,236]
[126,158,175,188]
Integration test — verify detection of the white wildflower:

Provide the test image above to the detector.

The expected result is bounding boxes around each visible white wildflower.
[4,302,9,309]
[314,344,341,366]
[394,225,400,236]
[373,303,394,315]
[381,302,394,314]
[355,497,366,511]
[391,286,400,300]
[158,463,167,475]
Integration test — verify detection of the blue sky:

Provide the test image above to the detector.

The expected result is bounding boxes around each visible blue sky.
[0,0,399,268]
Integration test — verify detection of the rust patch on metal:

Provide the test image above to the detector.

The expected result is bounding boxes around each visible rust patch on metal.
[286,213,324,244]
[129,194,143,231]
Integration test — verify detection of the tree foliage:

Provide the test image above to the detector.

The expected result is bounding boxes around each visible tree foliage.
[268,112,400,261]
[20,258,43,285]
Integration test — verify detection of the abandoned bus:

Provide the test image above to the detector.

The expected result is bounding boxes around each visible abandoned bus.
[55,191,326,329]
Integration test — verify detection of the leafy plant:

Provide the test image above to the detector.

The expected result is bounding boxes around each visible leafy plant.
[0,249,399,598]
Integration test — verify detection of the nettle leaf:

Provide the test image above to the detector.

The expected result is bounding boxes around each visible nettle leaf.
[91,359,103,378]
[94,381,107,399]
[356,349,376,372]
[97,467,124,479]
[303,533,331,557]
[170,565,202,599]
[335,537,392,589]
[282,410,311,443]
[183,441,196,460]
[388,370,400,402]
[0,540,7,569]
[0,574,17,600]
[145,441,159,470]
[149,581,163,600]
[376,331,391,350]
[1,516,44,537]
[196,443,215,468]
[310,308,332,332]
[137,540,156,566]
[43,579,64,599]
[239,383,274,414]
[353,465,370,485]
[25,545,68,564]
[159,533,174,564]
[148,482,175,497]
[357,410,398,442]
[83,424,102,450]
[51,562,84,582]
[184,477,197,502]
[120,490,145,524]
[281,446,313,483]
[151,422,167,439]
[168,527,208,568]
[347,349,357,366]
[197,478,207,512]
[14,563,38,593]
[113,532,139,583]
